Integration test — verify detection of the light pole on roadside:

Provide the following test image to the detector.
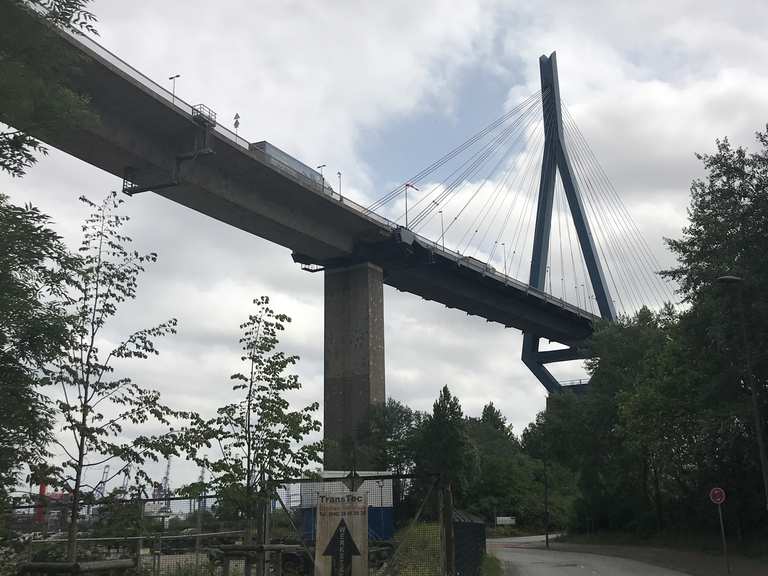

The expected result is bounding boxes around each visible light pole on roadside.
[337,171,342,197]
[717,274,768,512]
[169,74,180,104]
[544,453,550,549]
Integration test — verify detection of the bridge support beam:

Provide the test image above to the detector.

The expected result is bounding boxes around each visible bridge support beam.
[324,262,385,470]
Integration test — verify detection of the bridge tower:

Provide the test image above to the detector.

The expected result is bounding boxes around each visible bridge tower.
[523,52,617,394]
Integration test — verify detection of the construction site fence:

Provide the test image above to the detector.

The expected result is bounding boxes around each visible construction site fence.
[3,474,464,575]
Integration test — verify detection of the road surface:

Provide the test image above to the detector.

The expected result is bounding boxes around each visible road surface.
[489,536,691,576]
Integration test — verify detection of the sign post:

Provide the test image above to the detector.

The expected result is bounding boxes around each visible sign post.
[709,487,730,575]
[315,492,368,576]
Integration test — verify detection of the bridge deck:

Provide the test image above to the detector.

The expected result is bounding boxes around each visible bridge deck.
[20,20,598,345]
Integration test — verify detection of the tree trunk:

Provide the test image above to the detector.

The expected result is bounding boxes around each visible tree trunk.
[651,460,664,531]
[244,510,253,576]
[253,499,267,576]
[66,464,83,560]
[66,405,89,561]
[642,451,650,507]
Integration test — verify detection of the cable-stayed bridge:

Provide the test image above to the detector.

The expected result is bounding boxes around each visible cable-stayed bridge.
[13,14,673,468]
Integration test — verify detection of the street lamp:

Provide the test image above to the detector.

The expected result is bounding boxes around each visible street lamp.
[317,164,326,193]
[439,210,445,251]
[337,171,342,197]
[502,242,507,277]
[169,74,180,104]
[716,274,768,511]
[404,183,419,229]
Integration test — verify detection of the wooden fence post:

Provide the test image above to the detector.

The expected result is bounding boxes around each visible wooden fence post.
[444,483,455,576]
[439,480,456,576]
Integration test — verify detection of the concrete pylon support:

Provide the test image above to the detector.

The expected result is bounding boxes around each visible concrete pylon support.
[324,262,385,470]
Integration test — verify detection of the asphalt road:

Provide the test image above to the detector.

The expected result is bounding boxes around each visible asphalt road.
[489,536,692,576]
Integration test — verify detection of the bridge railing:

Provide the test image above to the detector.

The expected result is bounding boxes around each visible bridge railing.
[60,29,250,151]
[412,234,598,320]
[59,29,401,226]
[59,29,598,323]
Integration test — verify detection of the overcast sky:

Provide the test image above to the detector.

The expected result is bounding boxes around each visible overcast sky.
[4,0,768,490]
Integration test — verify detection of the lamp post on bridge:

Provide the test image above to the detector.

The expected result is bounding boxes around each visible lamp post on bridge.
[168,74,180,105]
[317,164,326,193]
[502,242,507,277]
[439,210,445,251]
[716,274,768,511]
[404,183,418,229]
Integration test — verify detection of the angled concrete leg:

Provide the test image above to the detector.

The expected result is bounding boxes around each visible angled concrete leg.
[324,262,385,470]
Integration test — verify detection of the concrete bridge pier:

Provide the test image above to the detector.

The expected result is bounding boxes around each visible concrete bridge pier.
[323,262,385,470]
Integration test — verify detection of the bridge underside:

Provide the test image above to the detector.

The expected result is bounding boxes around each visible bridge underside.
[8,8,599,469]
[294,233,592,345]
[20,23,595,346]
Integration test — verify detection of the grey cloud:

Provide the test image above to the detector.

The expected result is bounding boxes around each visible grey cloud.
[5,0,766,489]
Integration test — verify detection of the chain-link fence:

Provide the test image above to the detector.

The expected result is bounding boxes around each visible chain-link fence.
[6,473,451,575]
[275,472,443,575]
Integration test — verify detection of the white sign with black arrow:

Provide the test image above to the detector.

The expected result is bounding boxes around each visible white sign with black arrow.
[323,518,360,576]
[314,491,368,576]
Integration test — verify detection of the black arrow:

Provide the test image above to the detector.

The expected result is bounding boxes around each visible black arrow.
[323,518,360,576]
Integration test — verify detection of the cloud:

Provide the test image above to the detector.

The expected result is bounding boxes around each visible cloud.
[4,0,767,488]
[91,0,500,199]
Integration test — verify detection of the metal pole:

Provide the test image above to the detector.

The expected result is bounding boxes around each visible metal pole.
[169,74,180,105]
[439,210,445,250]
[544,411,550,550]
[736,287,768,511]
[403,183,419,229]
[136,500,145,571]
[501,242,507,276]
[544,454,550,550]
[195,497,202,576]
[152,536,160,576]
[337,171,342,197]
[717,503,731,574]
[317,165,326,194]
[405,186,409,228]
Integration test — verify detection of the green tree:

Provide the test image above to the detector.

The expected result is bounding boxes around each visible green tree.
[413,386,476,505]
[0,0,97,176]
[523,301,766,536]
[665,128,768,514]
[480,402,509,435]
[89,491,143,538]
[0,193,77,502]
[662,129,768,404]
[367,398,419,473]
[187,297,321,555]
[465,404,519,522]
[51,192,183,561]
